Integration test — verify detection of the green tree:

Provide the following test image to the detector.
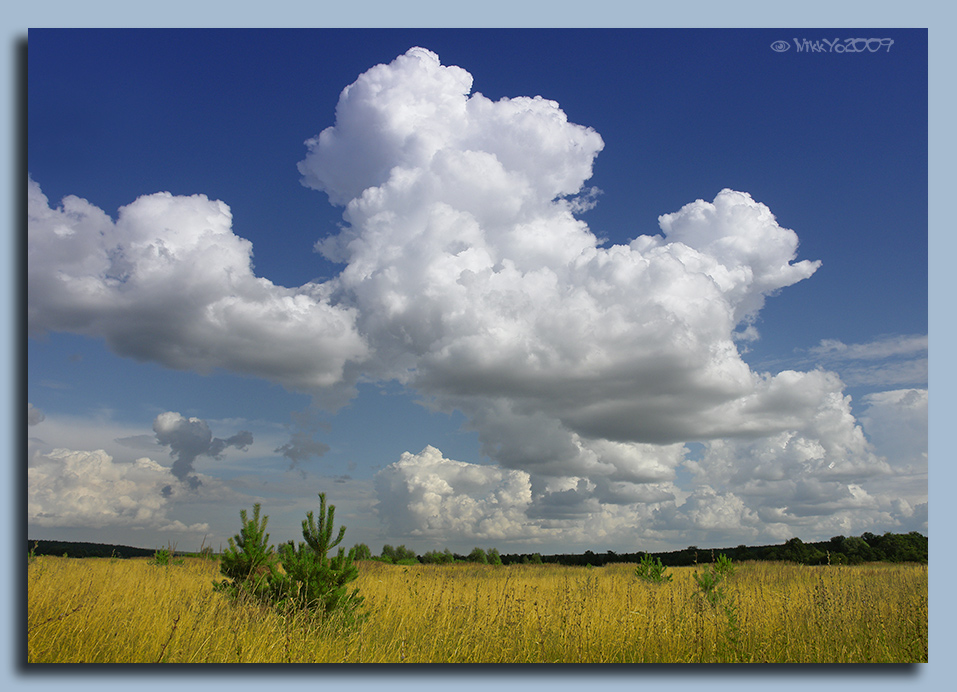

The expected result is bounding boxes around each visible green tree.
[487,548,503,566]
[782,537,813,564]
[381,544,417,564]
[421,548,455,564]
[467,547,488,564]
[214,503,284,603]
[278,492,364,618]
[839,535,870,564]
[394,545,418,565]
[348,543,372,561]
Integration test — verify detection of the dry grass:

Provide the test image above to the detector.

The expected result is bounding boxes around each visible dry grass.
[27,556,927,663]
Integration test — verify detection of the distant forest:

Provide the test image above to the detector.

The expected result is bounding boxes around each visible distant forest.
[507,531,927,567]
[28,539,156,559]
[29,530,926,565]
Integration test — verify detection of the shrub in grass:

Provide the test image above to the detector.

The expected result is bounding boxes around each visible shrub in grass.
[152,546,172,566]
[151,542,184,567]
[635,553,672,583]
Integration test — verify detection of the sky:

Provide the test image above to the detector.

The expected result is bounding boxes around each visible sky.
[26,27,929,557]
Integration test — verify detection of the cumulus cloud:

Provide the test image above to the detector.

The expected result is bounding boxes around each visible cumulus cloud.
[27,178,370,398]
[28,47,924,547]
[28,447,208,532]
[298,49,827,444]
[374,445,537,542]
[152,412,252,489]
[654,485,761,536]
[302,49,885,508]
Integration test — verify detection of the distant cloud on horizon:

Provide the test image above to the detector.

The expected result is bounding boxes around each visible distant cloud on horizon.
[28,447,210,533]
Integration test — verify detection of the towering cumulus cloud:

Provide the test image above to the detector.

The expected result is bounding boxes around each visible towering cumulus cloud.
[29,47,914,545]
[295,49,886,536]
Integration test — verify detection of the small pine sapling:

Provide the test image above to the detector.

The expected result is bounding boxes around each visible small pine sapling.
[635,553,673,583]
[693,568,725,606]
[278,492,364,619]
[151,541,182,566]
[215,503,285,604]
[713,553,735,579]
[152,545,171,566]
[693,554,734,606]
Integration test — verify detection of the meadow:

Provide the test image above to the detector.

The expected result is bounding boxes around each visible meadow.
[27,555,927,663]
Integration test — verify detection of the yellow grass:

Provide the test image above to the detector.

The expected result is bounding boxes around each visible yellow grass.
[27,556,927,663]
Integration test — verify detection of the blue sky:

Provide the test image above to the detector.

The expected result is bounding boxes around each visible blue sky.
[27,27,928,557]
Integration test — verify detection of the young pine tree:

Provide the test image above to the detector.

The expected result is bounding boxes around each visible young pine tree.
[215,503,285,604]
[635,553,673,583]
[278,492,364,618]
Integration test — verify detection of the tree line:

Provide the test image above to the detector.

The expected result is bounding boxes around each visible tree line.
[347,531,926,567]
[30,530,926,565]
[27,539,156,559]
[498,531,927,567]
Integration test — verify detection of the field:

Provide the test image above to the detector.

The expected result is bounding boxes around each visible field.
[27,555,927,663]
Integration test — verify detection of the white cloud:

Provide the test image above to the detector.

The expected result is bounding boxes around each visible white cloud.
[810,334,927,361]
[299,47,603,211]
[657,485,761,533]
[27,178,370,398]
[299,50,842,462]
[28,447,207,532]
[374,445,537,542]
[803,335,927,388]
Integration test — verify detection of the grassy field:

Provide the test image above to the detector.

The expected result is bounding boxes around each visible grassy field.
[27,555,927,663]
